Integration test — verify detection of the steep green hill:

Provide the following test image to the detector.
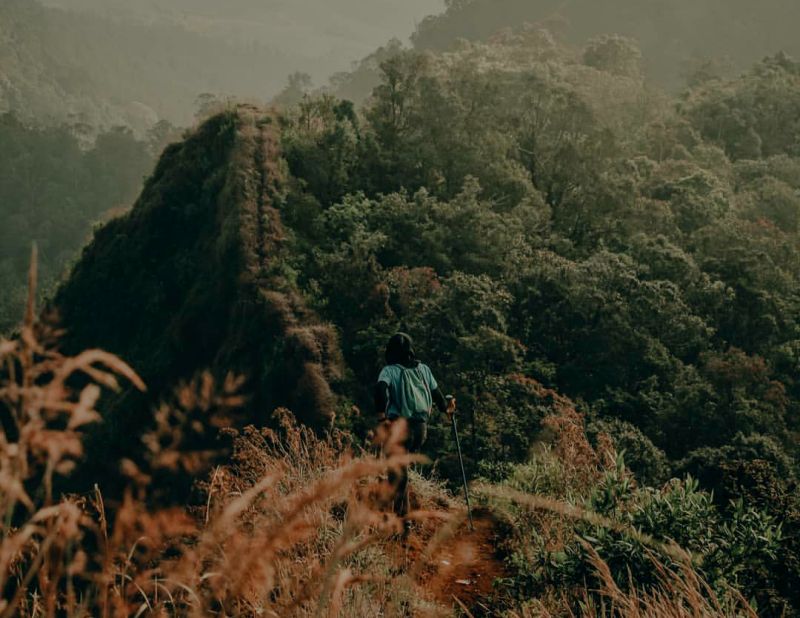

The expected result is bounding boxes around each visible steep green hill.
[54,108,343,495]
[45,27,800,613]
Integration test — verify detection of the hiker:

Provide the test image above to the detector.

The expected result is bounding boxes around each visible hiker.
[375,332,455,528]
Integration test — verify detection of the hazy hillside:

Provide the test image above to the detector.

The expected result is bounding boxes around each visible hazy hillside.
[0,0,283,127]
[43,27,800,612]
[0,115,157,332]
[412,0,800,88]
[5,2,800,615]
[0,0,441,127]
[42,0,441,64]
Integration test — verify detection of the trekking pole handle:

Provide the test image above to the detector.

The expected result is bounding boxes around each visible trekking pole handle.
[445,394,457,415]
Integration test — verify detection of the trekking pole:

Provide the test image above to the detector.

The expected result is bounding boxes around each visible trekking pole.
[446,395,474,531]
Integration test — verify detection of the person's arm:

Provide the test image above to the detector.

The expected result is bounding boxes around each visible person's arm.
[425,365,451,416]
[431,387,447,414]
[375,380,390,422]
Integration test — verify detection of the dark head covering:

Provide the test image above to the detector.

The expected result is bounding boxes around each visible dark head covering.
[385,332,417,367]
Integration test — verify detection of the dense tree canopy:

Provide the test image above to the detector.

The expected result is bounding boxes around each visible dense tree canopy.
[6,14,800,612]
[273,32,800,611]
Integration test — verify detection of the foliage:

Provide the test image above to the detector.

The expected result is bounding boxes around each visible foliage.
[410,0,800,89]
[587,417,670,486]
[483,413,782,615]
[0,114,155,334]
[0,282,772,616]
[683,54,800,160]
[19,16,800,615]
[276,31,800,474]
[269,32,800,614]
[1,0,440,128]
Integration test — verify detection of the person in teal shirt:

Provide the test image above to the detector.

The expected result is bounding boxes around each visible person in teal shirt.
[375,333,454,529]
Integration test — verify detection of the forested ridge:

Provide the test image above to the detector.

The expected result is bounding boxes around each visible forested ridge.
[52,110,345,502]
[0,0,439,127]
[280,31,800,467]
[0,0,294,126]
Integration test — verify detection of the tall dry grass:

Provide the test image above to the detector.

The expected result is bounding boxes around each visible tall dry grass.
[1,250,754,617]
[1,249,457,617]
[89,412,452,617]
[1,247,146,616]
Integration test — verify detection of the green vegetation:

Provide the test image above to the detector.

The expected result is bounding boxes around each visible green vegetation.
[14,8,800,615]
[0,0,294,127]
[483,408,792,615]
[0,113,157,333]
[53,110,344,501]
[272,31,800,614]
[0,0,440,127]
[280,32,800,464]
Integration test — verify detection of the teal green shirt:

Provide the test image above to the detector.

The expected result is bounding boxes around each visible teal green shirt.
[378,363,438,419]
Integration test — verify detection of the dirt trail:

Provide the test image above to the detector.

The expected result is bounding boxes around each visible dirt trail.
[387,506,508,615]
[419,512,507,611]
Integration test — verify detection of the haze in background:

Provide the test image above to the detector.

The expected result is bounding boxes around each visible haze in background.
[42,0,441,68]
[2,0,442,127]
[412,0,800,88]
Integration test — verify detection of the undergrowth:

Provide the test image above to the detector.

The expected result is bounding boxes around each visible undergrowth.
[0,254,766,617]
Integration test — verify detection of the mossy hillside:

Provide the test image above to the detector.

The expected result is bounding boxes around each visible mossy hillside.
[54,107,343,496]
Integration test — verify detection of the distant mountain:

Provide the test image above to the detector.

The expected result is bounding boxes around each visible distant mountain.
[1,0,442,127]
[54,107,343,494]
[42,0,441,64]
[0,0,290,127]
[411,0,800,88]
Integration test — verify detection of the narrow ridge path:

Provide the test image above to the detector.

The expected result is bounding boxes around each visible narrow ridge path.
[386,506,508,615]
[418,511,507,612]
